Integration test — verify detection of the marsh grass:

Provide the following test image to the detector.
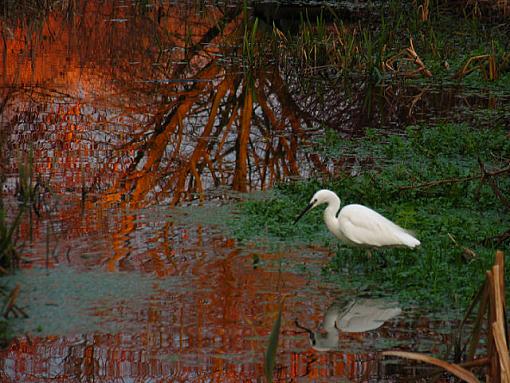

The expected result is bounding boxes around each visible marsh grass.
[232,122,509,309]
[242,15,259,72]
[0,152,40,342]
[0,152,36,270]
[262,0,510,86]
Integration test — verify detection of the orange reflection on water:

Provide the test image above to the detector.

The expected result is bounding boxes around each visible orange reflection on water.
[2,219,393,382]
[1,196,444,381]
[1,0,327,209]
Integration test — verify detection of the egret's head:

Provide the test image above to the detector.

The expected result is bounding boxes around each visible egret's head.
[311,189,337,206]
[294,189,335,224]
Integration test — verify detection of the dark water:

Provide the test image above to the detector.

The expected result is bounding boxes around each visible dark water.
[0,1,485,381]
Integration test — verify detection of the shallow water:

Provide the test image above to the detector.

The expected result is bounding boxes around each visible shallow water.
[0,1,485,381]
[3,197,448,382]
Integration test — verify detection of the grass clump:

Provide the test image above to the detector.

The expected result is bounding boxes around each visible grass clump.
[0,152,38,345]
[232,122,509,310]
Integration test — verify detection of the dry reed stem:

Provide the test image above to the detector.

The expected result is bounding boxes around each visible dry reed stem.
[493,323,510,383]
[417,0,430,21]
[382,351,480,382]
[384,252,508,383]
[448,233,478,261]
[467,282,489,360]
[2,284,28,319]
[455,54,498,81]
[407,86,429,117]
[478,160,510,211]
[2,284,19,318]
[399,163,510,192]
[384,38,432,78]
[487,269,501,383]
[495,251,508,342]
[456,55,489,78]
[493,266,504,335]
[460,357,490,369]
[492,254,510,383]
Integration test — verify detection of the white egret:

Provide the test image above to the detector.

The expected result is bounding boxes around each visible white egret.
[294,189,420,249]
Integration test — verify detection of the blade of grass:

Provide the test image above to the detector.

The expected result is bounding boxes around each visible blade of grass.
[264,299,284,383]
[467,281,489,360]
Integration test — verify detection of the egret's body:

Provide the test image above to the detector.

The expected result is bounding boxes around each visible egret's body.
[295,189,420,249]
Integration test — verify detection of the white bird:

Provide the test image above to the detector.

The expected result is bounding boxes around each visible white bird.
[294,189,420,249]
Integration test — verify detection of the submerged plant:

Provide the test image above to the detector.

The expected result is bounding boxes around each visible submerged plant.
[0,152,35,270]
[0,151,39,342]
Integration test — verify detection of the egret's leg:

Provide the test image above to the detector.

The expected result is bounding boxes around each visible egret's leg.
[366,249,388,268]
[378,251,389,268]
[365,249,377,271]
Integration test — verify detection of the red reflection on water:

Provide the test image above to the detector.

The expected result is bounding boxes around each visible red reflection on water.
[1,0,327,209]
[0,217,450,382]
[1,223,399,382]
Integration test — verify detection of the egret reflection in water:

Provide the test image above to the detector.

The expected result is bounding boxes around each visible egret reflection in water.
[296,298,402,352]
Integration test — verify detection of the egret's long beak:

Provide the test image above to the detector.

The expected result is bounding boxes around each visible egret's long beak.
[294,202,313,224]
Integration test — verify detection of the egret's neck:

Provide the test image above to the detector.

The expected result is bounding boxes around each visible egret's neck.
[322,306,340,330]
[323,195,341,233]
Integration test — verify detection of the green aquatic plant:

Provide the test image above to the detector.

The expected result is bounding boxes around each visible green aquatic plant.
[263,298,284,383]
[232,122,509,310]
[0,152,40,343]
[243,16,259,70]
[0,153,37,270]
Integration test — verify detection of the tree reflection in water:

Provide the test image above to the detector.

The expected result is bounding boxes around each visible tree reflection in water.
[102,20,333,205]
[1,0,331,208]
[1,1,479,207]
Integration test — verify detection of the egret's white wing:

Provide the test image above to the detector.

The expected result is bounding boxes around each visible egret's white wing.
[336,299,402,333]
[338,204,419,248]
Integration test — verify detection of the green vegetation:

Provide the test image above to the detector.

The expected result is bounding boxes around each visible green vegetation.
[230,1,510,312]
[266,0,510,86]
[233,122,509,310]
[0,153,37,344]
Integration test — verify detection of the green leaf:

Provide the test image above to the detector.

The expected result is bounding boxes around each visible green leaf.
[264,300,284,383]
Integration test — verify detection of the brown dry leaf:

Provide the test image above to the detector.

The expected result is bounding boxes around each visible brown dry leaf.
[462,247,478,261]
[382,351,480,383]
[3,284,21,318]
